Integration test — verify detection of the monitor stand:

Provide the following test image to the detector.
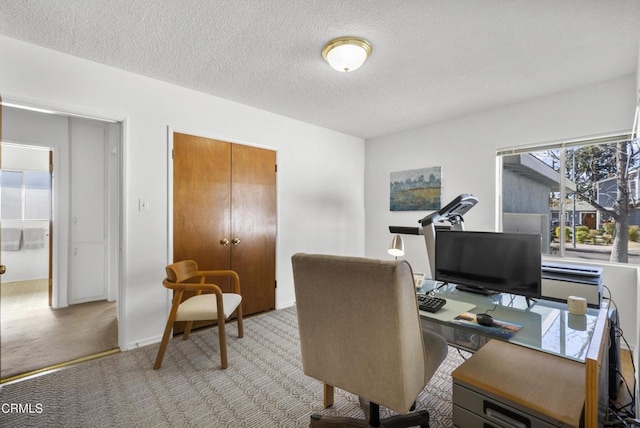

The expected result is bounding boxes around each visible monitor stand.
[456,285,536,308]
[455,284,498,296]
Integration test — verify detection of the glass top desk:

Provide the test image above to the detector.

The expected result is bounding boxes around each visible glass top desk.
[417,281,605,363]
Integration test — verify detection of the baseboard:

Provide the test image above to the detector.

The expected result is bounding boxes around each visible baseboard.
[124,335,163,351]
[276,300,296,310]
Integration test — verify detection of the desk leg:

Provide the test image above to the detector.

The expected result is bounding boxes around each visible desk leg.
[585,358,598,428]
[324,383,334,408]
[584,304,610,428]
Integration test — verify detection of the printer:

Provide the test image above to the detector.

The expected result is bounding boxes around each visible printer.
[541,261,603,307]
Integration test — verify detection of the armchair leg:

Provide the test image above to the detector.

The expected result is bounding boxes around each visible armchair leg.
[236,305,244,338]
[183,321,194,340]
[217,312,228,369]
[153,316,176,370]
[154,290,183,370]
[323,383,334,408]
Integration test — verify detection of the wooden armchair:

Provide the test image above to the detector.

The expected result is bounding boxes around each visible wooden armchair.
[153,260,244,370]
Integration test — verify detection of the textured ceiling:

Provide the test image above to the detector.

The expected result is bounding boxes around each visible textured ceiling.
[1,0,639,139]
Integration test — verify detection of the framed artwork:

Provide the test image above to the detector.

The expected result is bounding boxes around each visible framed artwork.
[390,166,441,211]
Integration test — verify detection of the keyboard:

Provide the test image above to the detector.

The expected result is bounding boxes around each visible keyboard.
[417,294,446,313]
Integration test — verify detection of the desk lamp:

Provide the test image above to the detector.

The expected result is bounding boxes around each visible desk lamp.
[388,234,405,259]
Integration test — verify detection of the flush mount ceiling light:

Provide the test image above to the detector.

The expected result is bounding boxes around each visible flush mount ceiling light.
[322,37,372,72]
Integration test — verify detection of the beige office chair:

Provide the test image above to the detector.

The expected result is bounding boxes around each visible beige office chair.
[291,253,449,428]
[153,260,244,370]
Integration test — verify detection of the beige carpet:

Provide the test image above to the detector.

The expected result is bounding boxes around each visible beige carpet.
[0,306,467,427]
[1,280,118,379]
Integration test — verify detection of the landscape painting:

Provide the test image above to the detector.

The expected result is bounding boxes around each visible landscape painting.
[390,166,441,211]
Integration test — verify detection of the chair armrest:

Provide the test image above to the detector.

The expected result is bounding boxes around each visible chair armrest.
[196,270,241,295]
[180,283,224,295]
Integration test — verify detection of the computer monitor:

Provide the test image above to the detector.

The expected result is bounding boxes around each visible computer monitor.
[434,230,542,299]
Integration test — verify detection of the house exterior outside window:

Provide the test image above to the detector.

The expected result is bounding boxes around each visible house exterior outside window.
[498,132,639,265]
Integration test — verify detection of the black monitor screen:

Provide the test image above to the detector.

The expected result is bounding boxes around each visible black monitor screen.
[434,230,541,298]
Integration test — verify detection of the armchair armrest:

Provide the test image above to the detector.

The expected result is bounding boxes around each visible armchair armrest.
[196,270,241,295]
[181,283,224,295]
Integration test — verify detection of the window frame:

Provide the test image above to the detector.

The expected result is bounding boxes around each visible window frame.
[0,169,52,222]
[497,131,632,260]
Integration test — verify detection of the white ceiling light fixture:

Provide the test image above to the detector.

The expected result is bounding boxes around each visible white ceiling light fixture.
[322,37,372,72]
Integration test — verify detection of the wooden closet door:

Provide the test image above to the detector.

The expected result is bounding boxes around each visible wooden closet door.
[172,133,276,325]
[231,144,276,315]
[172,133,231,332]
[173,133,231,272]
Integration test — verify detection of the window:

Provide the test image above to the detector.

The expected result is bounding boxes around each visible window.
[1,171,23,220]
[0,170,51,221]
[498,133,638,265]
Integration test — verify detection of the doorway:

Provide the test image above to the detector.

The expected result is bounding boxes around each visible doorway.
[0,105,122,380]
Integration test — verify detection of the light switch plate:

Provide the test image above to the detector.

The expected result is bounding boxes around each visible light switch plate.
[138,198,149,211]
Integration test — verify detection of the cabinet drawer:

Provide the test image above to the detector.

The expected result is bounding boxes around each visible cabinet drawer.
[454,405,504,428]
[453,383,562,428]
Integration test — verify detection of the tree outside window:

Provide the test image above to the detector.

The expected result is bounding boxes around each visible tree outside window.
[501,134,639,265]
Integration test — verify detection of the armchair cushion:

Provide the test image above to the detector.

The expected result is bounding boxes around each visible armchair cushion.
[176,293,242,322]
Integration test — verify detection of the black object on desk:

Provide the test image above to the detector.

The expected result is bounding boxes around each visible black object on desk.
[417,294,446,313]
[475,313,494,326]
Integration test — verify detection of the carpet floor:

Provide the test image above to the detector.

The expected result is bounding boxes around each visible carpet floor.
[0,306,467,427]
[1,280,118,379]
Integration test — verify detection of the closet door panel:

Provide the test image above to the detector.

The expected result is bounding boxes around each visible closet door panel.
[69,243,106,302]
[69,118,107,303]
[173,133,231,272]
[231,144,276,314]
[70,120,105,243]
[172,133,231,332]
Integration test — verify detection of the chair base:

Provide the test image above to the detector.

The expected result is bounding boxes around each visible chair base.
[310,398,429,428]
[309,410,429,428]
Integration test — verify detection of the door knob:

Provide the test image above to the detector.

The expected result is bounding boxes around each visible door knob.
[220,239,230,246]
[232,238,241,245]
[0,265,5,275]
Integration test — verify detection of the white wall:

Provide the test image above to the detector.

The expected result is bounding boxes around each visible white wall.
[0,36,365,350]
[365,75,639,350]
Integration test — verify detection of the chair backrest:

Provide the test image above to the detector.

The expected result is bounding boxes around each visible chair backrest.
[291,253,427,414]
[165,260,199,284]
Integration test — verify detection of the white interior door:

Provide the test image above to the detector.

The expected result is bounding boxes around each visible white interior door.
[69,118,107,303]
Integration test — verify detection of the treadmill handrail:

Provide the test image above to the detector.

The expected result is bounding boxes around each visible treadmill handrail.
[420,194,478,226]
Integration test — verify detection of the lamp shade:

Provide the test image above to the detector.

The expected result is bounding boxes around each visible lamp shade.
[388,234,405,257]
[322,37,372,72]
